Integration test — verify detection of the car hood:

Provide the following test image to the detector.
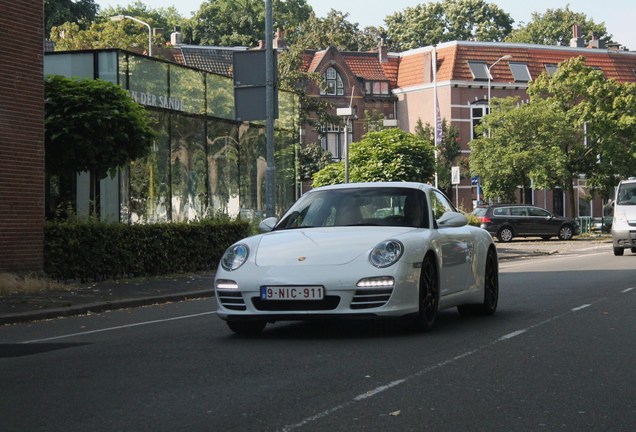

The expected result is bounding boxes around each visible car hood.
[253,227,414,267]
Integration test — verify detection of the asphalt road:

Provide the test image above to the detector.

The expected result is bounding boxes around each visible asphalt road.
[1,242,635,432]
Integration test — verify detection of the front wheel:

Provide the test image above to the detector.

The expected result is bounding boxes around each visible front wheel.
[614,247,625,256]
[497,227,513,242]
[413,255,439,332]
[227,320,266,336]
[458,248,499,316]
[558,225,574,240]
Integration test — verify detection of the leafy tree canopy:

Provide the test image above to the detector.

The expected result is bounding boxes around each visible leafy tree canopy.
[45,0,98,35]
[313,128,435,187]
[45,75,157,180]
[384,0,514,51]
[506,6,614,47]
[184,0,312,46]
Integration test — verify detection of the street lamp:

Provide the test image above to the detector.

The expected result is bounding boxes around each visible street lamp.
[110,15,152,57]
[487,54,512,112]
[336,107,353,183]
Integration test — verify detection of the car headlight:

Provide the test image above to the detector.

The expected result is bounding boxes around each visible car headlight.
[221,244,249,271]
[369,240,404,268]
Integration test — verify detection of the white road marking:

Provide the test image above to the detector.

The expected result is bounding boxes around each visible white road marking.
[572,304,591,312]
[21,311,216,344]
[623,287,634,293]
[499,329,527,340]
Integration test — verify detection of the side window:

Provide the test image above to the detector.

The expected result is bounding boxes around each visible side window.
[528,207,549,217]
[429,190,455,221]
[510,207,527,216]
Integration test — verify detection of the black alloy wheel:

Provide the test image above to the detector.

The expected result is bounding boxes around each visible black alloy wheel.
[458,247,499,316]
[414,254,439,332]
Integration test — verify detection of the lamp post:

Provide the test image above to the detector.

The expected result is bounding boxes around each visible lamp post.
[487,54,512,112]
[336,107,353,183]
[110,15,152,57]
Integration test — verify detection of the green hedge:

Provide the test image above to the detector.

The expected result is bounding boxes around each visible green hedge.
[44,219,251,282]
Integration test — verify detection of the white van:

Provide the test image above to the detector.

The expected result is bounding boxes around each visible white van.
[611,177,636,255]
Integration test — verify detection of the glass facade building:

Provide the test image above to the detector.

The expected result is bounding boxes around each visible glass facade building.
[45,49,299,223]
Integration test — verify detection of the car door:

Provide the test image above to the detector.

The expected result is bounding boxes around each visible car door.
[509,206,532,235]
[527,206,555,236]
[429,190,473,295]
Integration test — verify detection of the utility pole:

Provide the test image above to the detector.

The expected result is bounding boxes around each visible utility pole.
[265,0,275,217]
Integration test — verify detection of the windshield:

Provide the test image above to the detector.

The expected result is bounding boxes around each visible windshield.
[617,182,636,205]
[275,187,430,230]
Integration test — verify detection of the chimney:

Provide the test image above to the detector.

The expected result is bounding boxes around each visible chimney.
[378,41,388,63]
[170,26,182,46]
[273,28,287,50]
[587,33,605,49]
[570,23,585,48]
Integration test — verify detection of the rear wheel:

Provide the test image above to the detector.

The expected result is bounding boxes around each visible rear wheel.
[614,247,625,256]
[631,248,636,254]
[413,255,439,332]
[558,225,574,240]
[497,227,513,242]
[227,320,266,336]
[458,248,499,316]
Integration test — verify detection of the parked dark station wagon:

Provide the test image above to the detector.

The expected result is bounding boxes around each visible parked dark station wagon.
[472,204,580,242]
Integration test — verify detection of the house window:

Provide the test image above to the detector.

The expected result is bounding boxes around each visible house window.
[322,67,344,96]
[471,104,488,139]
[321,121,353,160]
[509,62,531,82]
[365,81,389,95]
[545,64,558,76]
[468,61,489,81]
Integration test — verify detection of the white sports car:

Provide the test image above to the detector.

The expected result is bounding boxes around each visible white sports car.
[215,182,498,335]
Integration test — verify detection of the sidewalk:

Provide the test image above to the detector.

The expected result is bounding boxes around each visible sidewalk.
[0,237,611,325]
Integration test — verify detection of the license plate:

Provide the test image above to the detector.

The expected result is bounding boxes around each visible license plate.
[261,286,324,300]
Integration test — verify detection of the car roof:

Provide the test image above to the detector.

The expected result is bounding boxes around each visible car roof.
[311,182,433,192]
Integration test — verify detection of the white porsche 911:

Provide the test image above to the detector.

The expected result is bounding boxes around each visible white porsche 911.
[215,182,498,335]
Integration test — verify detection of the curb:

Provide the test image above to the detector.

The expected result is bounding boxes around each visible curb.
[0,289,214,325]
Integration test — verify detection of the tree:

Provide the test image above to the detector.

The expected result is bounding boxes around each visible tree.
[292,9,376,51]
[45,75,157,216]
[299,144,332,183]
[49,1,187,54]
[470,97,574,203]
[185,0,312,46]
[384,0,513,51]
[312,128,435,187]
[45,0,98,36]
[506,6,615,48]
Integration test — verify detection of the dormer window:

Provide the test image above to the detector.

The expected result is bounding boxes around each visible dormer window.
[365,81,390,95]
[509,62,531,82]
[545,64,558,76]
[468,61,489,81]
[322,67,344,96]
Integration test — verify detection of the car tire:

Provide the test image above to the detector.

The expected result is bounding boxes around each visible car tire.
[497,226,513,242]
[227,320,266,335]
[558,225,574,240]
[413,254,439,332]
[631,247,636,254]
[614,247,624,256]
[458,247,498,316]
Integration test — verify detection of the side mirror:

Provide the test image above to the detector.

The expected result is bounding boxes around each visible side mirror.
[258,217,278,233]
[437,212,468,228]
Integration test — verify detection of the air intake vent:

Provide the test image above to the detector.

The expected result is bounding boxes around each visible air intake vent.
[350,288,393,309]
[216,291,246,311]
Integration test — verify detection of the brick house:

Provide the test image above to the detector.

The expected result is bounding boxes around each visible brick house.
[0,0,44,272]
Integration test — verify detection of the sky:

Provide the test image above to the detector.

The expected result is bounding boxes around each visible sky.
[95,0,636,50]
